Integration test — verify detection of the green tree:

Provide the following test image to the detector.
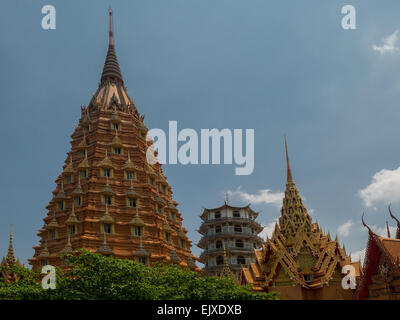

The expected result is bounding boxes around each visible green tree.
[0,250,278,300]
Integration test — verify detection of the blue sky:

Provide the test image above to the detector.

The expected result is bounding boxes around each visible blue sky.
[2,0,400,265]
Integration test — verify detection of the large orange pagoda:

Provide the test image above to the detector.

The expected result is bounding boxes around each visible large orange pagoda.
[355,209,400,300]
[240,138,361,299]
[29,10,198,271]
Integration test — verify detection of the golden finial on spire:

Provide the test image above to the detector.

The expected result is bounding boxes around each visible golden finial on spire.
[284,135,293,182]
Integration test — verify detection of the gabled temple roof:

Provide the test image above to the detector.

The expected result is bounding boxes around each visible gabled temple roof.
[133,237,149,257]
[54,182,67,200]
[123,152,137,170]
[129,207,145,226]
[71,177,84,196]
[356,211,400,299]
[62,157,74,175]
[98,150,113,168]
[65,203,79,225]
[97,233,114,256]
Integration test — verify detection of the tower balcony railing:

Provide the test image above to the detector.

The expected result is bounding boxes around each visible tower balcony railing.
[204,263,249,270]
[202,246,255,254]
[205,229,261,237]
[203,217,259,224]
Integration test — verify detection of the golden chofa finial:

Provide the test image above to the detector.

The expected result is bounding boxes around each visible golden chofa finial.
[108,8,114,46]
[361,212,374,235]
[284,135,293,182]
[389,204,400,225]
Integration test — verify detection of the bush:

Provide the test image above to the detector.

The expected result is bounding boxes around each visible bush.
[0,250,278,300]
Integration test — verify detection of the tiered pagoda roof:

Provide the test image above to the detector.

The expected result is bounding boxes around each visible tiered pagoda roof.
[1,228,24,283]
[29,9,198,271]
[241,138,361,299]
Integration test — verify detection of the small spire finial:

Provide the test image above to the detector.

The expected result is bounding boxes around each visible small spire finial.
[108,8,114,46]
[225,192,229,205]
[386,221,391,238]
[284,136,293,182]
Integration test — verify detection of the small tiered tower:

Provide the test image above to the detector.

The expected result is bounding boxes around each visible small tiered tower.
[29,10,198,271]
[1,228,24,283]
[197,196,263,281]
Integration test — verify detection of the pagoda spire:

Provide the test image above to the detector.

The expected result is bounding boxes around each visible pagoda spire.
[100,8,123,85]
[284,136,293,183]
[220,241,233,278]
[6,226,16,265]
[278,136,312,233]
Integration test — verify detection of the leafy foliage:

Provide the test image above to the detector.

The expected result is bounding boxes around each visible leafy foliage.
[0,250,278,300]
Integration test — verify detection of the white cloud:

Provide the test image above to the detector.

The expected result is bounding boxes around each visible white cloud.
[259,220,278,240]
[227,186,284,208]
[373,30,399,54]
[359,167,400,208]
[351,248,366,264]
[337,220,354,237]
[372,225,397,238]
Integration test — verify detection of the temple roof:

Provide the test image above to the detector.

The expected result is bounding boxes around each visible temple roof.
[356,211,400,299]
[200,203,258,220]
[241,138,356,291]
[129,207,145,226]
[97,234,114,256]
[133,237,149,257]
[98,150,113,168]
[123,152,137,170]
